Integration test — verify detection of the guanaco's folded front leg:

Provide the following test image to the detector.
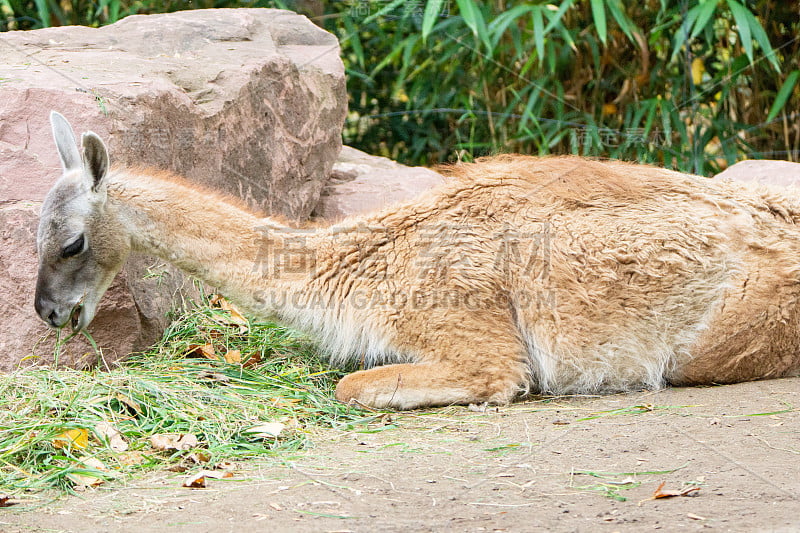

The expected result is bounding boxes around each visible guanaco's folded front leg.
[336,310,530,409]
[335,362,519,409]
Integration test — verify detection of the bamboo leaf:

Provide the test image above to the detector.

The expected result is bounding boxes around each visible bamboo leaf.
[670,1,717,61]
[689,0,718,41]
[671,5,700,61]
[33,0,50,27]
[726,0,752,62]
[532,5,545,62]
[108,0,120,24]
[488,4,535,48]
[518,87,543,132]
[590,0,607,45]
[543,0,574,34]
[362,0,406,25]
[343,16,365,69]
[422,0,445,42]
[456,0,492,53]
[767,70,800,122]
[606,0,636,42]
[744,7,780,71]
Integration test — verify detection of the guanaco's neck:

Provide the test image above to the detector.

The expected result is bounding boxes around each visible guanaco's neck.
[107,169,316,318]
[104,169,421,365]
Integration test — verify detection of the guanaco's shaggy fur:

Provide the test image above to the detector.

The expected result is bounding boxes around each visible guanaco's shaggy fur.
[35,112,800,409]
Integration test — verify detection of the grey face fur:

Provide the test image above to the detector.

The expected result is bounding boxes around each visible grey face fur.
[34,112,130,332]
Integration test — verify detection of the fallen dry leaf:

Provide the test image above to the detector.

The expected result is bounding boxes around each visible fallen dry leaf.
[186,343,218,361]
[604,476,637,486]
[187,450,211,464]
[183,471,206,488]
[243,352,263,368]
[94,421,128,452]
[67,457,108,488]
[53,428,89,450]
[210,295,249,333]
[150,433,199,452]
[651,481,701,499]
[269,398,301,410]
[223,349,242,364]
[244,422,285,439]
[215,460,237,471]
[115,393,142,414]
[0,495,17,508]
[196,370,231,383]
[117,451,147,466]
[204,470,233,480]
[182,469,233,488]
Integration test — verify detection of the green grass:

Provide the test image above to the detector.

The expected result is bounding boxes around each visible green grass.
[0,297,373,496]
[576,404,693,421]
[572,478,640,502]
[570,464,688,502]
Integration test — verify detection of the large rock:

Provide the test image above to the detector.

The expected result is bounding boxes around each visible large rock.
[313,146,446,220]
[0,8,346,215]
[714,160,800,188]
[0,8,347,369]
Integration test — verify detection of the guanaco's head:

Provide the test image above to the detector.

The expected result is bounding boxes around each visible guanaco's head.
[34,112,130,332]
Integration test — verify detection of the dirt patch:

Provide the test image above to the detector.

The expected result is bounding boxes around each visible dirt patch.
[4,377,799,532]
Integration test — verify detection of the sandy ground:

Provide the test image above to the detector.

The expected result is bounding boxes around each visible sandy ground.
[3,377,799,532]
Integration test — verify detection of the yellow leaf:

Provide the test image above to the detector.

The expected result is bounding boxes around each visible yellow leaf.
[691,58,705,85]
[601,103,617,115]
[53,428,88,450]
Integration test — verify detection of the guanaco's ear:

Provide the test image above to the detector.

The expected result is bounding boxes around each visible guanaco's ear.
[50,111,81,173]
[81,132,110,193]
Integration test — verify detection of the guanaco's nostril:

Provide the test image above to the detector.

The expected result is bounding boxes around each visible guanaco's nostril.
[34,295,45,316]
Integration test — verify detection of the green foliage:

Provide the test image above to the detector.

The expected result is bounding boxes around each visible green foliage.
[0,0,219,29]
[0,298,368,494]
[2,0,798,174]
[316,0,798,174]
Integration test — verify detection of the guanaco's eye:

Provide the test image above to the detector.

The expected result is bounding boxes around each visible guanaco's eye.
[61,235,85,258]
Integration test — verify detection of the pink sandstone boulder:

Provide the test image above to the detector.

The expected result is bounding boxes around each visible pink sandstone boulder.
[713,160,800,188]
[0,8,347,369]
[313,146,447,220]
